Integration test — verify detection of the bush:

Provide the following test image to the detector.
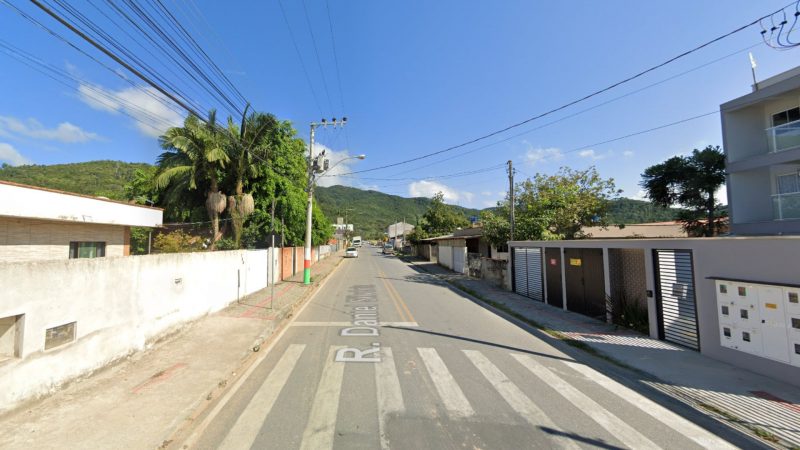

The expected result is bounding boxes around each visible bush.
[153,230,203,253]
[215,237,237,251]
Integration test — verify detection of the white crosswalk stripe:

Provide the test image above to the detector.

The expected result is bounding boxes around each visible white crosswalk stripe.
[300,346,346,450]
[218,344,305,450]
[418,347,475,418]
[513,353,663,450]
[376,347,405,450]
[564,361,738,450]
[463,350,581,450]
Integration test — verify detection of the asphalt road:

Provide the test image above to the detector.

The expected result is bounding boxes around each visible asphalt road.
[191,247,755,450]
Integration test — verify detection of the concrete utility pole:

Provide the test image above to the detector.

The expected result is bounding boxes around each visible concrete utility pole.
[508,160,515,241]
[303,118,364,285]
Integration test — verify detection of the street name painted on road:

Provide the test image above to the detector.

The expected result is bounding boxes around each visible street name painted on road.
[336,284,382,363]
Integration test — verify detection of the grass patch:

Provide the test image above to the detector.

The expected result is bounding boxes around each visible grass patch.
[697,402,782,444]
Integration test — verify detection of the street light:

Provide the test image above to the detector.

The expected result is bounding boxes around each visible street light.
[303,118,364,285]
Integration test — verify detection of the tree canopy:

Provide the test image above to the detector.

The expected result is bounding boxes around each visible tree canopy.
[640,145,726,236]
[482,166,619,246]
[415,192,471,239]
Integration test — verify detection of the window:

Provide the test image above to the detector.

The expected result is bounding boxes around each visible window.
[795,343,800,355]
[738,286,747,297]
[719,284,728,294]
[740,309,749,319]
[723,327,731,338]
[792,318,800,330]
[789,292,799,304]
[45,322,76,350]
[772,107,800,127]
[69,242,106,259]
[0,314,23,360]
[721,305,729,316]
[777,173,800,195]
[742,331,751,342]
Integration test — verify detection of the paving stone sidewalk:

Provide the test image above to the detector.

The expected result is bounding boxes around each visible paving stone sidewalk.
[405,257,800,450]
[0,252,345,450]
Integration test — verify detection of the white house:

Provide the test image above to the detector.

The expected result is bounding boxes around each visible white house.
[0,180,163,262]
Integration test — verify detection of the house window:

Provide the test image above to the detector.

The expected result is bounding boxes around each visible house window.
[740,309,749,319]
[738,286,747,297]
[69,242,106,259]
[721,305,729,316]
[777,173,800,195]
[789,292,799,304]
[0,314,23,360]
[44,322,76,350]
[772,107,800,127]
[742,331,751,342]
[719,284,727,294]
[723,327,731,338]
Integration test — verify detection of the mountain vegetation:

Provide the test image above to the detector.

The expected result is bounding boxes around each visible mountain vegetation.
[314,185,480,240]
[0,160,150,199]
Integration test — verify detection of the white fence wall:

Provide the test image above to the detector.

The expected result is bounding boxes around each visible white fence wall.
[0,249,269,412]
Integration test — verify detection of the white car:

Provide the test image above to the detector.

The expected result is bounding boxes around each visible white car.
[345,247,358,258]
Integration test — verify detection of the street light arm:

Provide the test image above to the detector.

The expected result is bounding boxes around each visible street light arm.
[318,154,366,177]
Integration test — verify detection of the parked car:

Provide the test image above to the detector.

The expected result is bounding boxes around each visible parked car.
[345,247,358,258]
[382,244,394,255]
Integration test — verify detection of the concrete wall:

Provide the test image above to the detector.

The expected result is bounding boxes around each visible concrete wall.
[0,181,162,227]
[480,258,508,288]
[510,237,800,387]
[0,249,269,412]
[0,217,128,262]
[729,169,773,224]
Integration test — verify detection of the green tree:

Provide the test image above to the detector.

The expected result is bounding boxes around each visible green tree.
[483,166,619,244]
[156,112,229,248]
[640,145,726,237]
[420,192,470,236]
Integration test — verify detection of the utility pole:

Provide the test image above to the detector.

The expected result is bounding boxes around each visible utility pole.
[304,117,347,285]
[508,160,515,241]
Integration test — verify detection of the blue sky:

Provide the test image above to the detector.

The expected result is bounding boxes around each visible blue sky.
[1,1,799,209]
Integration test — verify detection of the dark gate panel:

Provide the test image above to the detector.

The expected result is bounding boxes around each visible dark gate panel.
[564,248,585,314]
[564,248,606,320]
[655,249,699,350]
[545,247,563,308]
[582,249,606,319]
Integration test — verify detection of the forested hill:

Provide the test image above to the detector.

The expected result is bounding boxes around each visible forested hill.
[0,160,150,199]
[314,185,481,239]
[1,162,683,237]
[604,198,681,224]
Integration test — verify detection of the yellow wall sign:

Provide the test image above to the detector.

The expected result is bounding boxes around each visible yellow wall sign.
[569,258,582,266]
[765,303,778,310]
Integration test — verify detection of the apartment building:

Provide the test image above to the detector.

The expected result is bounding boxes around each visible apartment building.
[721,65,800,235]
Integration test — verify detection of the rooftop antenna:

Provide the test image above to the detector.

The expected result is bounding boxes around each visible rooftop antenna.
[749,52,759,91]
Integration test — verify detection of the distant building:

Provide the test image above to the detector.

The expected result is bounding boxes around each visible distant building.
[582,221,687,239]
[0,181,162,262]
[721,65,800,235]
[387,222,414,249]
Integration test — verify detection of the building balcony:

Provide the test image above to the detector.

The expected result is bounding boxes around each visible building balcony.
[767,120,800,153]
[773,192,800,220]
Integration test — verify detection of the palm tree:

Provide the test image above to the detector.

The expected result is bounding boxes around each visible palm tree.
[156,111,230,248]
[224,107,278,247]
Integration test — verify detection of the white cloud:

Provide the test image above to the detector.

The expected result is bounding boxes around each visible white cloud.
[481,191,492,196]
[77,83,184,137]
[482,200,498,207]
[623,150,634,158]
[578,149,610,161]
[313,143,366,187]
[524,146,563,166]
[408,180,473,204]
[0,116,101,143]
[0,143,32,166]
[629,189,648,201]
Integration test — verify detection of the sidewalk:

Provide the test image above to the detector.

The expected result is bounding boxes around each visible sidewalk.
[405,258,800,450]
[0,251,345,450]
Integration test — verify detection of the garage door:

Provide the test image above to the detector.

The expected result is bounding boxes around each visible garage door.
[655,249,699,350]
[513,247,543,301]
[453,247,466,274]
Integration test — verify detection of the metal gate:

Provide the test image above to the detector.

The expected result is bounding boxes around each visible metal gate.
[453,247,466,274]
[513,247,543,301]
[564,248,606,319]
[654,249,700,350]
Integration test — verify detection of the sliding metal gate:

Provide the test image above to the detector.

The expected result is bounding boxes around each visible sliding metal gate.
[654,249,700,350]
[513,247,543,301]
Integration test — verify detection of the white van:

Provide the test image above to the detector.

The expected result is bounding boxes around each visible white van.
[352,236,362,247]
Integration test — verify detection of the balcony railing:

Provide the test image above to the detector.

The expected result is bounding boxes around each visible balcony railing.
[772,192,800,220]
[767,120,800,153]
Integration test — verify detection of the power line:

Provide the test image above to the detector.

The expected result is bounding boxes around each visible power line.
[301,0,335,113]
[325,0,346,114]
[343,1,799,175]
[277,0,325,117]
